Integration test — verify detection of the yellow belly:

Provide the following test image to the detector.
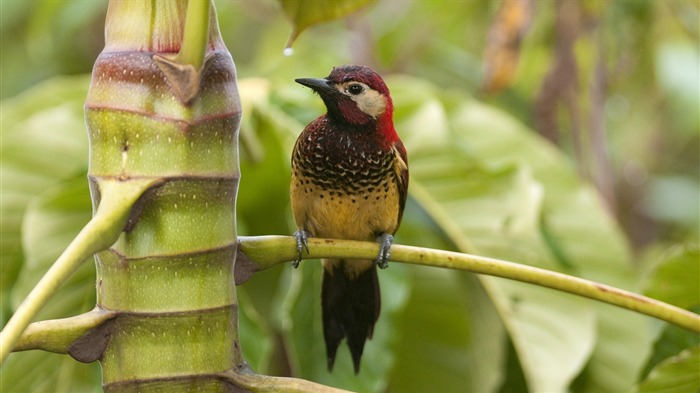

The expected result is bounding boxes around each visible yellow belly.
[290,174,400,277]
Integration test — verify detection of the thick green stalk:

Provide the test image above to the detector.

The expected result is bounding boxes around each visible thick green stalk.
[86,1,243,390]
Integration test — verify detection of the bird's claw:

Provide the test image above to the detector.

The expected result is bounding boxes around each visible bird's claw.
[293,230,310,268]
[374,233,393,269]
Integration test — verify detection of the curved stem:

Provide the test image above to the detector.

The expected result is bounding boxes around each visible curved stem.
[238,235,700,334]
[0,179,158,364]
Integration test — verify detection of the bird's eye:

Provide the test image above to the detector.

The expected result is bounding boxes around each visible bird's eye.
[347,84,364,95]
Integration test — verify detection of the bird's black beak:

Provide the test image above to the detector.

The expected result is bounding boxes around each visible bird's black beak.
[295,78,336,94]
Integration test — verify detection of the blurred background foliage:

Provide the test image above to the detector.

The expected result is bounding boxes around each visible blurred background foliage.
[2,0,698,246]
[1,0,698,392]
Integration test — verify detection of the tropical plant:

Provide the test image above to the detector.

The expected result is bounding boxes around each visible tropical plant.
[1,1,698,392]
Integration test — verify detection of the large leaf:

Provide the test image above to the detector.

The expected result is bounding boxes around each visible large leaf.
[389,266,507,393]
[631,346,700,393]
[278,0,375,50]
[389,76,600,392]
[0,77,97,392]
[0,1,104,99]
[644,244,700,310]
[0,76,90,323]
[424,80,654,393]
[387,198,508,393]
[2,177,99,392]
[636,245,700,392]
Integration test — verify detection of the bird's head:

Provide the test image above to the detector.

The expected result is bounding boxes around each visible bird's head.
[296,65,397,139]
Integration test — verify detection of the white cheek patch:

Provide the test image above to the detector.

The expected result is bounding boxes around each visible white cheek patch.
[352,89,386,119]
[335,82,387,119]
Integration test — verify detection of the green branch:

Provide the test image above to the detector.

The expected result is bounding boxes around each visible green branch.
[237,235,700,334]
[12,308,117,354]
[0,179,159,364]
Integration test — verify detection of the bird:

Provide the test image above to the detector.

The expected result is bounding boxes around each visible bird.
[290,65,408,373]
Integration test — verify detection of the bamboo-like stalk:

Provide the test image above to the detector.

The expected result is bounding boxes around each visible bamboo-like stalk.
[85,1,243,390]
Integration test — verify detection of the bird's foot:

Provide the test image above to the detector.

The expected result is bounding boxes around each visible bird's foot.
[374,233,393,269]
[293,230,310,268]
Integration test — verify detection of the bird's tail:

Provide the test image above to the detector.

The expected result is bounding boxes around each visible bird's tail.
[321,259,380,374]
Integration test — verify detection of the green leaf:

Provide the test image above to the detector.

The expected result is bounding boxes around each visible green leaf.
[237,285,277,373]
[638,245,700,386]
[0,76,98,391]
[644,244,700,310]
[13,176,94,307]
[1,351,100,393]
[2,177,99,392]
[1,76,90,323]
[0,1,104,99]
[389,267,507,393]
[390,76,601,392]
[387,198,507,393]
[640,321,700,383]
[237,79,299,237]
[631,346,700,393]
[424,82,654,393]
[279,0,375,49]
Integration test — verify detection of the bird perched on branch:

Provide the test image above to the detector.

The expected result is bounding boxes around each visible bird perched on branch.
[290,65,409,373]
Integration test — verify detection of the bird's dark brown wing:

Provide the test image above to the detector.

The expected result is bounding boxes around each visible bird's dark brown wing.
[392,139,409,228]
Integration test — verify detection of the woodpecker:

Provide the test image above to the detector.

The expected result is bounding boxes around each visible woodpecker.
[290,65,408,373]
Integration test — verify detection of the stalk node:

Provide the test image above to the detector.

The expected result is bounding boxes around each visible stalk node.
[153,53,213,104]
